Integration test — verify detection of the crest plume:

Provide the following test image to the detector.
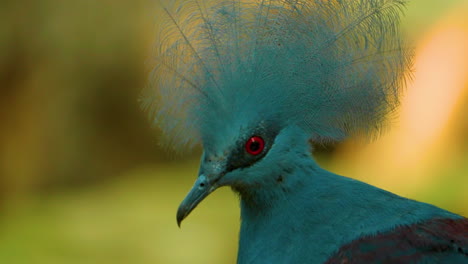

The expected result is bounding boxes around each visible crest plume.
[143,0,413,149]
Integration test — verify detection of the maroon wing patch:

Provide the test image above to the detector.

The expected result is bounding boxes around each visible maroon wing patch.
[325,218,468,264]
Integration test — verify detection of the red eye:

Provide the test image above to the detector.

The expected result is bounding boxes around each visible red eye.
[245,136,265,155]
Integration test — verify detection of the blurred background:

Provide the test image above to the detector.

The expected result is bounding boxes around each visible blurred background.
[0,0,467,263]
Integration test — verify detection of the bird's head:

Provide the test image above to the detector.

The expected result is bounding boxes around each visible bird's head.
[176,120,312,226]
[143,0,412,226]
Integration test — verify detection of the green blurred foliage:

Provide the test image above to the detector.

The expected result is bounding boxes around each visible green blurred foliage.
[0,0,170,201]
[0,0,466,263]
[0,163,239,264]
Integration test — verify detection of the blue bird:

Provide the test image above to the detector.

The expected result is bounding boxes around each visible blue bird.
[143,0,468,263]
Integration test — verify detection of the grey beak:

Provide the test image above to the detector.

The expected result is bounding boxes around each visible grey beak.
[176,174,218,227]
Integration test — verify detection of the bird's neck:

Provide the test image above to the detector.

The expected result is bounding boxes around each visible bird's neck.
[237,157,457,263]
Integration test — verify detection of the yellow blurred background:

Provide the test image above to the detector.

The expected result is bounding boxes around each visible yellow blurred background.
[0,0,467,263]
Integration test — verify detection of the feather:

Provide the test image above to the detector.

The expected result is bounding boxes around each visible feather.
[143,0,413,149]
[325,217,468,263]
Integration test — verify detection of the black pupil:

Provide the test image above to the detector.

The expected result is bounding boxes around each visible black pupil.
[250,141,260,152]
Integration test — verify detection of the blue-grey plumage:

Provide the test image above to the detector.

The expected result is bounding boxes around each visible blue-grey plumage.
[144,0,468,263]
